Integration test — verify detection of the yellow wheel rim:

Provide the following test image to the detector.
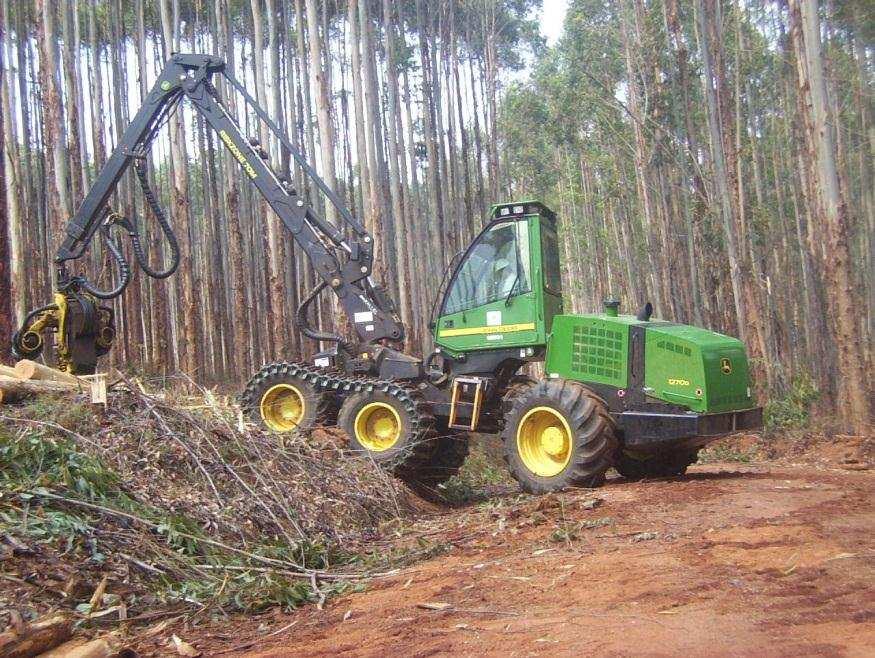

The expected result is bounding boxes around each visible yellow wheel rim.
[354,402,402,452]
[516,406,573,477]
[260,384,306,432]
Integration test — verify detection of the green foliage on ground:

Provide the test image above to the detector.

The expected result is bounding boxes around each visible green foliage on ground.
[698,442,754,464]
[0,426,338,610]
[437,441,514,505]
[764,373,820,432]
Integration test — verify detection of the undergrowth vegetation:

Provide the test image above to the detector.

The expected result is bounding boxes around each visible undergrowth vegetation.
[437,440,514,505]
[763,373,820,433]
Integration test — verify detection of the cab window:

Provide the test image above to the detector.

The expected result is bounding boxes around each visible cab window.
[442,220,531,315]
[541,224,563,294]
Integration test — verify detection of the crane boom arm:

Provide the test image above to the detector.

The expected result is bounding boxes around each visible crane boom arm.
[14,54,403,373]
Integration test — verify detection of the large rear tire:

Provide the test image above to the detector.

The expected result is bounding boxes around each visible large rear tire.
[501,378,617,493]
[241,362,333,433]
[615,449,699,480]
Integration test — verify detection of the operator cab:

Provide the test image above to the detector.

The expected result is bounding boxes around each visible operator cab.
[434,201,563,356]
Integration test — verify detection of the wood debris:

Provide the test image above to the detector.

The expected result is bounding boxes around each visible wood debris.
[0,614,72,658]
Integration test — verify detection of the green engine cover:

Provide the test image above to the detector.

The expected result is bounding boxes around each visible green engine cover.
[643,324,752,413]
[545,314,754,414]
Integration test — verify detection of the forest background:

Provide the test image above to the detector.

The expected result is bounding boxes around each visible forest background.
[0,0,871,432]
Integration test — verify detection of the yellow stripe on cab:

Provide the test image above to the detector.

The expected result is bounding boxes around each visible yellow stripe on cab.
[439,322,536,337]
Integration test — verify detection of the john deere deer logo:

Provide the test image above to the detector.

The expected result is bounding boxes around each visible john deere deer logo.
[720,358,732,375]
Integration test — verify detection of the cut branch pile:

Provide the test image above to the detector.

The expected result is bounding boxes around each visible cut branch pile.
[0,381,413,626]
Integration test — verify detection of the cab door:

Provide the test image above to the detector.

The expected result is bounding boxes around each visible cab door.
[435,216,544,353]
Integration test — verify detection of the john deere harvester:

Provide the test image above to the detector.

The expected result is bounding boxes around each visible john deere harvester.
[13,54,762,493]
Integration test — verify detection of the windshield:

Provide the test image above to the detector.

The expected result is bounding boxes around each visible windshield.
[442,220,531,315]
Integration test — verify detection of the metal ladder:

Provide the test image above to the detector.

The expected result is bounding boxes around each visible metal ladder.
[448,376,488,431]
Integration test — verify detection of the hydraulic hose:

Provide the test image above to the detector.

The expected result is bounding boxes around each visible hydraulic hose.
[131,158,180,278]
[79,224,132,299]
[295,281,345,346]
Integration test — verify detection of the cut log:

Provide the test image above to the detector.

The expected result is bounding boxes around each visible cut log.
[37,637,118,658]
[0,614,72,658]
[0,364,19,378]
[14,360,80,386]
[0,377,79,404]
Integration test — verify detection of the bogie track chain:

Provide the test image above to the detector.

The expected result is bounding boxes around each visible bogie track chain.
[241,361,437,471]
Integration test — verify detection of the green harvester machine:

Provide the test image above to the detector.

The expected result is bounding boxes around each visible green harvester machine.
[13,55,762,495]
[419,200,762,491]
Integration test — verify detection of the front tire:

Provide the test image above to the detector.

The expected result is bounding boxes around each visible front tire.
[501,378,617,493]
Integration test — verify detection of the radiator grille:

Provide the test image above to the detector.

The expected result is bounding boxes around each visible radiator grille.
[571,324,623,381]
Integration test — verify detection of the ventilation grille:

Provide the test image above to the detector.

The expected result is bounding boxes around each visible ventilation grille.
[657,340,691,357]
[571,324,623,381]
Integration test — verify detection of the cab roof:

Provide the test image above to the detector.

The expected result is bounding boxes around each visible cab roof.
[488,200,556,222]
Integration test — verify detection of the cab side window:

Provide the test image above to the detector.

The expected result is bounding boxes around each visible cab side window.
[541,224,563,295]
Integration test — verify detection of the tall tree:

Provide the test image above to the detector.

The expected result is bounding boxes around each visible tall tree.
[0,15,9,363]
[788,0,871,433]
[37,0,72,254]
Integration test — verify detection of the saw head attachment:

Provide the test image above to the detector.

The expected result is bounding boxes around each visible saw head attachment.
[12,292,115,375]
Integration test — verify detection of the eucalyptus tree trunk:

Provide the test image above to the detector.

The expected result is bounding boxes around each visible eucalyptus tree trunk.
[37,0,71,254]
[694,0,747,343]
[305,0,338,225]
[664,0,703,327]
[217,0,251,374]
[347,0,368,219]
[249,0,285,358]
[159,0,198,377]
[0,28,9,360]
[788,0,871,433]
[415,0,443,288]
[483,8,499,199]
[0,0,23,325]
[357,0,389,277]
[59,0,82,206]
[381,0,413,335]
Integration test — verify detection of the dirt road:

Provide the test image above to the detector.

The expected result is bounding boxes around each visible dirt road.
[183,460,874,657]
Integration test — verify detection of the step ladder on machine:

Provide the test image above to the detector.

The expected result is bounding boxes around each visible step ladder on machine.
[448,376,488,431]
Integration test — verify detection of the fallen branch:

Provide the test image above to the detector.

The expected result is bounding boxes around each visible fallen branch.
[37,637,118,658]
